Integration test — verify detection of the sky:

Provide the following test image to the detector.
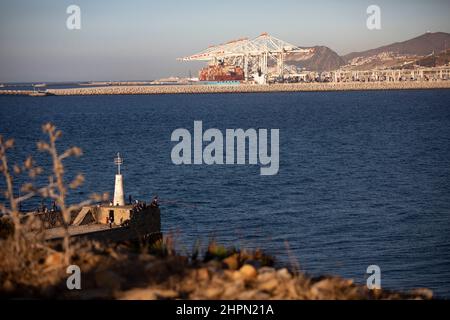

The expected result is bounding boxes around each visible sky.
[1,0,450,82]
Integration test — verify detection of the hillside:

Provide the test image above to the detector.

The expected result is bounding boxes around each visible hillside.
[283,32,450,72]
[343,32,450,62]
[415,49,450,67]
[286,46,346,72]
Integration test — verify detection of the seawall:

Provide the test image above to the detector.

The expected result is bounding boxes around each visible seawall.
[47,82,450,95]
[1,82,450,97]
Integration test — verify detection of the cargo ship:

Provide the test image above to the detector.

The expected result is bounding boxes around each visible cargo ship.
[199,62,244,82]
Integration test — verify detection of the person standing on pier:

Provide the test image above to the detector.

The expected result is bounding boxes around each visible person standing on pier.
[151,196,159,208]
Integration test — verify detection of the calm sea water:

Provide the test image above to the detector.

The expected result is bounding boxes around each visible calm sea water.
[1,90,450,296]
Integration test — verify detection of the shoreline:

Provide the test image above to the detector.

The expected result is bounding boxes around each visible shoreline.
[0,235,435,300]
[1,81,450,96]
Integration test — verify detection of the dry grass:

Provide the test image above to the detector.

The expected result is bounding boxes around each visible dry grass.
[0,233,63,297]
[0,235,435,300]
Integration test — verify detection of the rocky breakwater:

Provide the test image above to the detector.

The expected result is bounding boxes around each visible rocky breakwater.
[0,90,36,96]
[45,81,450,96]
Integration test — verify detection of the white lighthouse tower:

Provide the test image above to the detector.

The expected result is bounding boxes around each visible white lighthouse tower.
[113,153,125,206]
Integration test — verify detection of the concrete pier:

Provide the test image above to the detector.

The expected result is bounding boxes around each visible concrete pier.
[43,205,161,243]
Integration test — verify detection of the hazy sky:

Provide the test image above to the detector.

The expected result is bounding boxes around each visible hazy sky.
[1,0,450,82]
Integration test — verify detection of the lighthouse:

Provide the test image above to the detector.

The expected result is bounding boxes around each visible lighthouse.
[113,153,125,206]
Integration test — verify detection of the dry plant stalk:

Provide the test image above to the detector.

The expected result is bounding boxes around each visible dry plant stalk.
[0,134,59,292]
[37,124,80,264]
[0,136,20,244]
[0,136,44,249]
[37,123,108,264]
[1,123,107,268]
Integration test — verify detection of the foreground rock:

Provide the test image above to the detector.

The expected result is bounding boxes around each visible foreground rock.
[0,239,434,300]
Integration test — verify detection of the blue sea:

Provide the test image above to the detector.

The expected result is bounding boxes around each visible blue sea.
[1,90,450,297]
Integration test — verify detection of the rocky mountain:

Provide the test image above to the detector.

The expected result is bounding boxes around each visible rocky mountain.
[343,32,450,62]
[285,46,346,72]
[280,32,450,72]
